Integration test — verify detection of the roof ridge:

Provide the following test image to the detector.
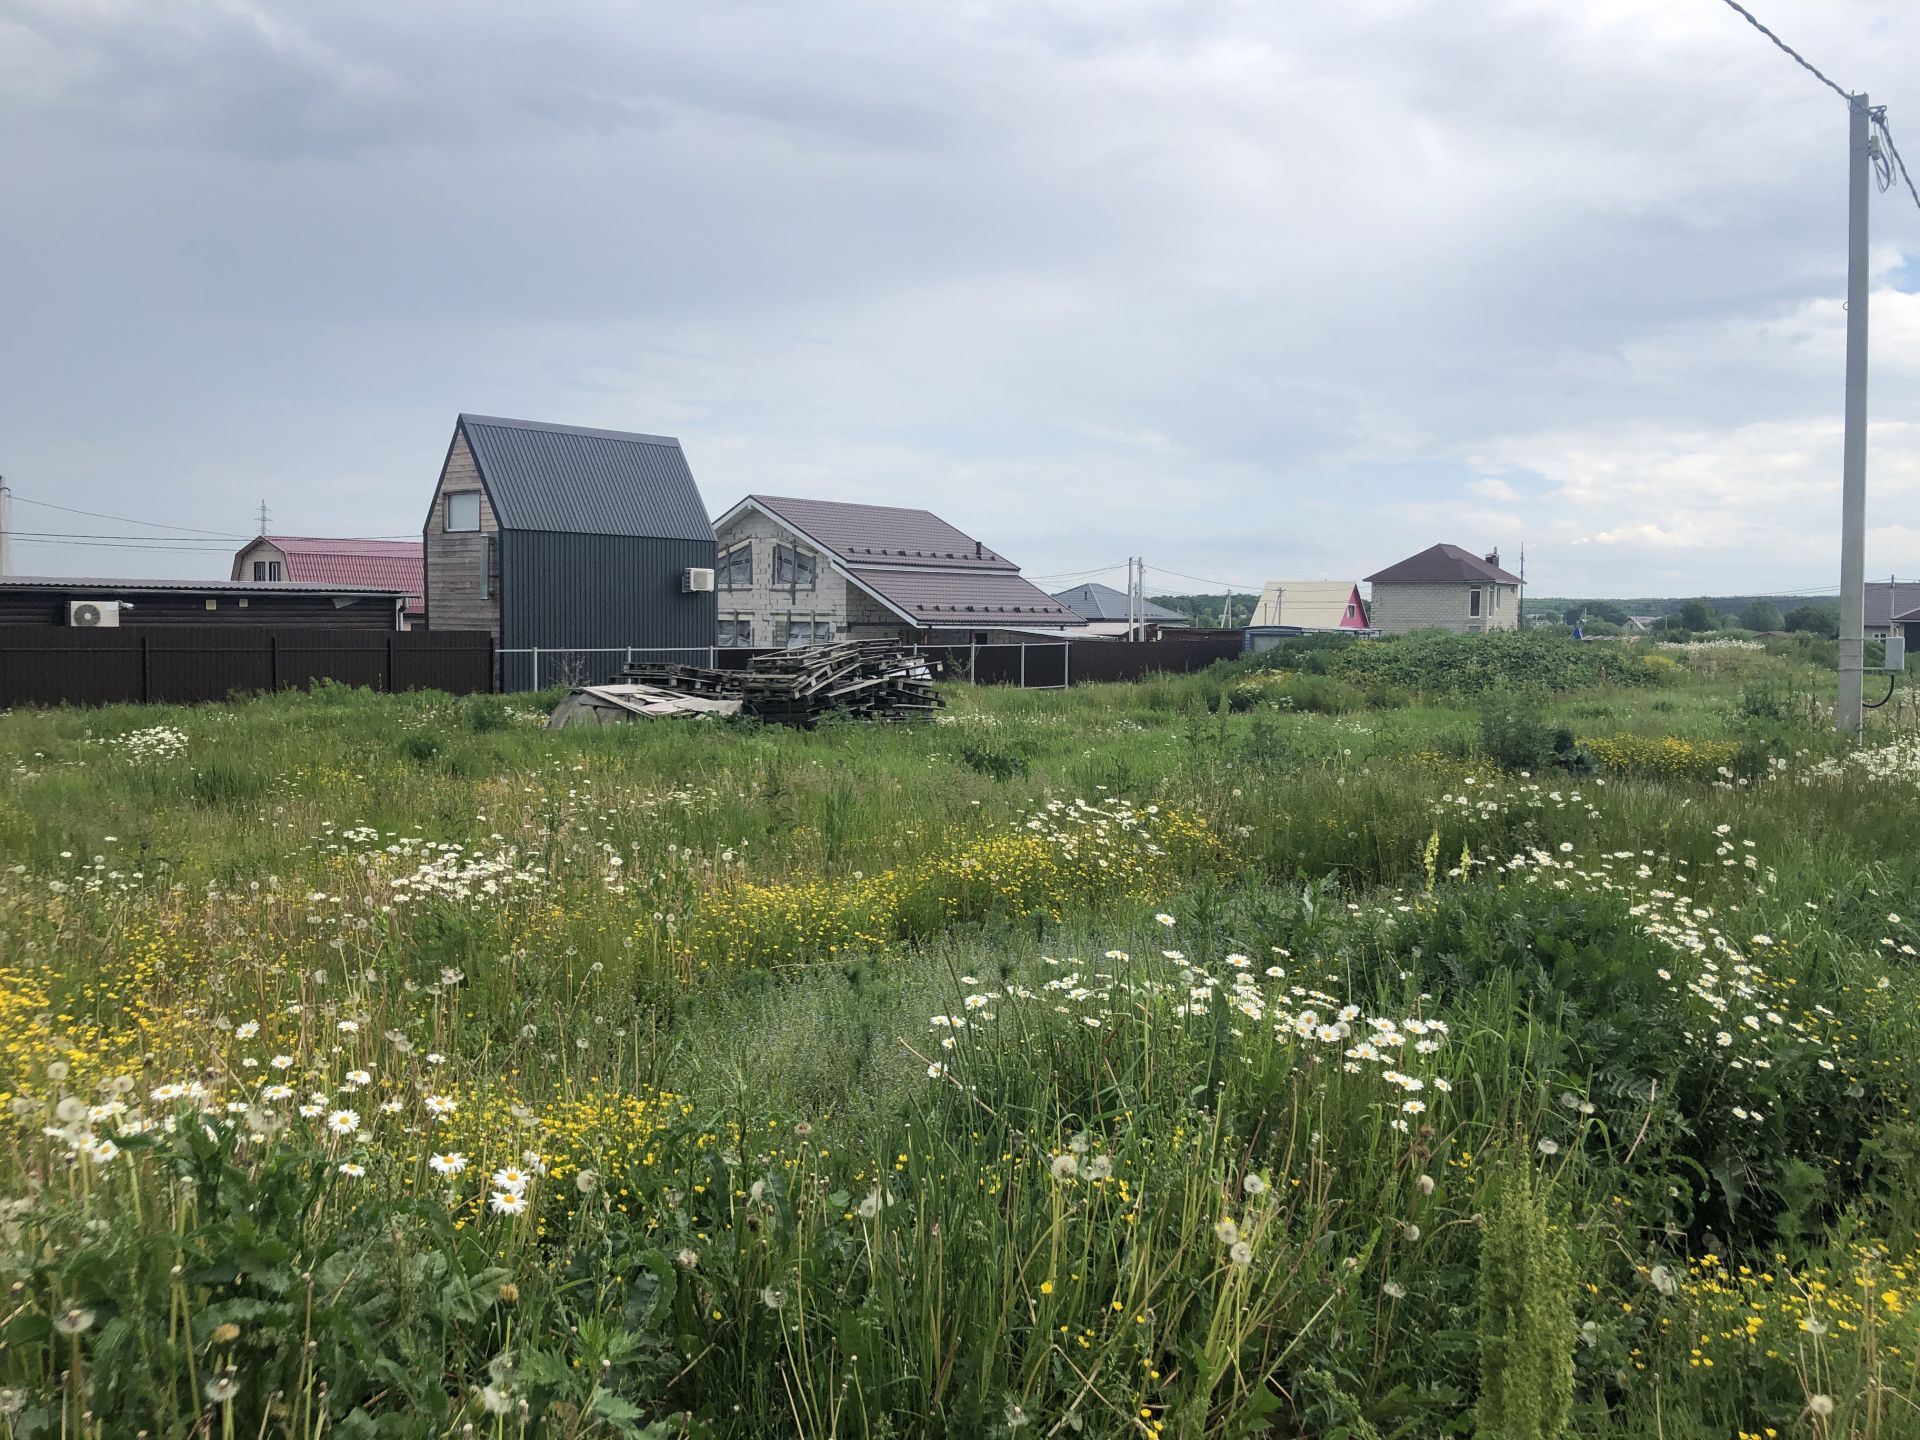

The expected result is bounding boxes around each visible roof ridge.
[459,413,682,447]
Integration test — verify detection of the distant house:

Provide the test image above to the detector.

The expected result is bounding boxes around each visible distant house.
[1866,581,1920,640]
[710,495,1083,647]
[0,575,406,629]
[1052,582,1189,637]
[231,536,425,628]
[1364,544,1521,635]
[422,414,717,689]
[1896,602,1920,653]
[1248,581,1368,632]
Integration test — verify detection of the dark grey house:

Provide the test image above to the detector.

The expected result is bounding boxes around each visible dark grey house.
[422,414,717,689]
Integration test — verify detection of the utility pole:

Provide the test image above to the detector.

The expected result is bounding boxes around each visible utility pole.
[1837,92,1872,733]
[0,476,11,578]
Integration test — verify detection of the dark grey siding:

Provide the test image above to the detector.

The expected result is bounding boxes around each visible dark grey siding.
[500,531,717,652]
[0,589,400,628]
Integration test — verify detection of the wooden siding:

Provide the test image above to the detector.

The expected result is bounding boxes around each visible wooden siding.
[423,431,502,638]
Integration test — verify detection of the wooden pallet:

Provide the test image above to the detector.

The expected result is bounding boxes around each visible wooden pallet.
[613,642,943,726]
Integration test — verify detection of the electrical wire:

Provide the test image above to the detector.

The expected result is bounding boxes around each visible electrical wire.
[1029,562,1129,583]
[1713,0,1851,103]
[8,492,245,537]
[1143,563,1261,594]
[1872,110,1920,217]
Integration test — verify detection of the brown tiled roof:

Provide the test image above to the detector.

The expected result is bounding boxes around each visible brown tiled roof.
[1365,543,1521,587]
[746,495,1012,569]
[846,566,1084,626]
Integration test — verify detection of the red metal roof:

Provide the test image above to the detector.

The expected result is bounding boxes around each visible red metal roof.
[262,537,425,612]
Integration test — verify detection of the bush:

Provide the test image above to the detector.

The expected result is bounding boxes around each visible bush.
[1479,697,1583,773]
[461,695,513,733]
[1239,631,1662,700]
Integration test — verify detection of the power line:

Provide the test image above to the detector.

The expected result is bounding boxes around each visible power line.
[1713,0,1919,220]
[1713,0,1850,103]
[1030,561,1129,583]
[9,492,244,537]
[1144,563,1261,593]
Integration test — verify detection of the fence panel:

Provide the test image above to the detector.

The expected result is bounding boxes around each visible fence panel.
[498,646,717,692]
[0,627,494,708]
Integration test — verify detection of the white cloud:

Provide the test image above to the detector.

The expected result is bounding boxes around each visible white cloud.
[0,0,1916,595]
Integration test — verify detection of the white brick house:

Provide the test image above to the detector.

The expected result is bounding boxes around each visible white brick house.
[709,495,1083,646]
[1364,544,1521,635]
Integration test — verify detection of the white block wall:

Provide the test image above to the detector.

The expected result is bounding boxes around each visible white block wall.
[1369,582,1519,635]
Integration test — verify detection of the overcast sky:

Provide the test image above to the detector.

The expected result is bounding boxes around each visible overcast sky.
[3,0,1918,599]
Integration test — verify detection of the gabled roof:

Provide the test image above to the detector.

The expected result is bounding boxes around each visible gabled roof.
[243,536,425,612]
[739,495,1013,569]
[1365,544,1521,587]
[1052,582,1187,624]
[717,494,1084,627]
[1249,581,1366,630]
[452,414,714,542]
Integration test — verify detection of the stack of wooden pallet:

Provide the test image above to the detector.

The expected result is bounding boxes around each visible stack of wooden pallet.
[617,641,941,725]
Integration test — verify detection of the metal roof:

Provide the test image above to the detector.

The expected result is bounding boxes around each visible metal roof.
[240,537,426,610]
[1249,581,1366,630]
[1365,544,1522,587]
[734,495,1016,569]
[458,414,715,542]
[0,575,407,597]
[845,565,1085,625]
[1053,582,1187,623]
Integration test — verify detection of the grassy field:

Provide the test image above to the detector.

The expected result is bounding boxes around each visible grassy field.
[1,633,1918,1438]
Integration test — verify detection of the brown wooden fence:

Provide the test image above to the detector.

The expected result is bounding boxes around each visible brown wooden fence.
[0,627,496,708]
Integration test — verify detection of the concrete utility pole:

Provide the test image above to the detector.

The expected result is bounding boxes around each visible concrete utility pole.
[0,476,12,578]
[1837,92,1872,733]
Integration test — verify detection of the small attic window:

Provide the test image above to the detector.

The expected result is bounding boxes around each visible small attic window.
[446,492,481,533]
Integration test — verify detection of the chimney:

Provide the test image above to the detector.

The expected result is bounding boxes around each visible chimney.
[974,541,982,560]
[1485,548,1500,567]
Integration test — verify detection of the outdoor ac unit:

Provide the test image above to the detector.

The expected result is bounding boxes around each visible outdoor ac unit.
[682,567,716,593]
[68,600,123,628]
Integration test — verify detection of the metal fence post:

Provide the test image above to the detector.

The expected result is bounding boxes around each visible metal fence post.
[1063,642,1071,688]
[531,647,540,691]
[268,633,279,693]
[385,635,396,693]
[1019,644,1026,688]
[139,634,151,703]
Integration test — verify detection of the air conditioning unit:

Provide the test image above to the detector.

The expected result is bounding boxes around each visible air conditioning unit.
[682,567,716,593]
[68,600,124,628]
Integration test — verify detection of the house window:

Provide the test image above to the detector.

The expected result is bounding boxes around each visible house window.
[718,616,755,648]
[718,542,753,589]
[251,560,283,581]
[481,536,497,599]
[1345,603,1355,619]
[1468,588,1482,618]
[445,492,481,532]
[774,544,816,589]
[779,617,833,646]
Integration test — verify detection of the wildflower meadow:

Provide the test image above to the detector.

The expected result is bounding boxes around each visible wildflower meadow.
[0,633,1916,1439]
